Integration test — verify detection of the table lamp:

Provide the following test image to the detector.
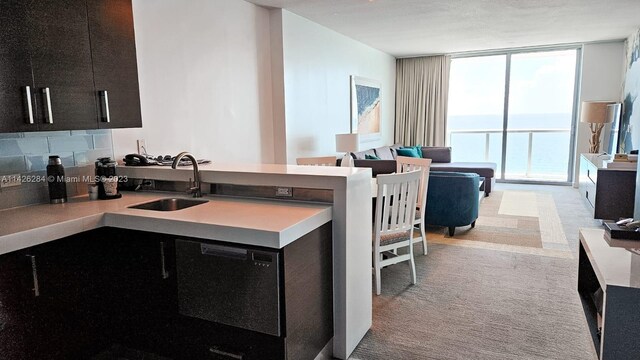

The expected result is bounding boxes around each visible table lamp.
[580,101,615,153]
[335,133,359,167]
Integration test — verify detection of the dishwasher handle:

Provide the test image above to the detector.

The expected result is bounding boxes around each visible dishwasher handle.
[200,243,247,260]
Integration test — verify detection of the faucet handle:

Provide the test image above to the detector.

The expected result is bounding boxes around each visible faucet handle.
[186,178,201,197]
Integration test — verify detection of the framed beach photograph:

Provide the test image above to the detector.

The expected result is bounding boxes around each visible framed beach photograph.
[350,76,381,141]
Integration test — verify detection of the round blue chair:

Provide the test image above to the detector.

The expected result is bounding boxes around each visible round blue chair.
[424,171,480,236]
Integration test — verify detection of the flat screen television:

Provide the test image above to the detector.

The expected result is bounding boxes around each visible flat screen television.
[605,103,622,155]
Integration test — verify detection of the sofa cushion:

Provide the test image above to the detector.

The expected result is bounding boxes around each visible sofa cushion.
[396,147,421,158]
[431,162,496,178]
[373,146,395,160]
[389,143,403,159]
[351,148,377,160]
[365,154,381,160]
[421,146,451,163]
[353,159,397,177]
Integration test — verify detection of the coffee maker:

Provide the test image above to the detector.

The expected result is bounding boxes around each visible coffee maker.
[95,157,121,200]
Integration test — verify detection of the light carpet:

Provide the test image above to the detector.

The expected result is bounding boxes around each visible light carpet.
[349,184,599,360]
[426,190,572,259]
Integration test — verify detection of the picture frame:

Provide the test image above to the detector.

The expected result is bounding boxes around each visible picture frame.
[350,75,381,141]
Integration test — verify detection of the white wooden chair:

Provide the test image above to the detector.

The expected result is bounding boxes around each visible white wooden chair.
[373,169,422,295]
[396,156,432,255]
[296,156,337,166]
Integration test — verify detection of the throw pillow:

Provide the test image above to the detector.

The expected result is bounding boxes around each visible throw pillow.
[396,147,420,158]
[365,154,381,160]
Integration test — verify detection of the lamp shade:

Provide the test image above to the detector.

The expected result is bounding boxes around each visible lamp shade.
[580,101,615,124]
[336,133,360,153]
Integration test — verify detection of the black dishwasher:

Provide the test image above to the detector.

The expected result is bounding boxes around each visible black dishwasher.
[175,239,281,337]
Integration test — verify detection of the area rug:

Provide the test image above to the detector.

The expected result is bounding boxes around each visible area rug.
[426,190,572,258]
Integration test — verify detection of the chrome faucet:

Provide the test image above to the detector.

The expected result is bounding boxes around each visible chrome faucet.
[172,152,202,198]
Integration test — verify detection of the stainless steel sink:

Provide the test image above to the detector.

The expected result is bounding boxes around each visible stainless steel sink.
[129,198,208,211]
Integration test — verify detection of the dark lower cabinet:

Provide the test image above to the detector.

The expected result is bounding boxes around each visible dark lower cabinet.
[0,250,35,358]
[0,223,333,360]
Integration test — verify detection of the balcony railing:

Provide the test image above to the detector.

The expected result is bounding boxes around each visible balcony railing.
[448,128,571,180]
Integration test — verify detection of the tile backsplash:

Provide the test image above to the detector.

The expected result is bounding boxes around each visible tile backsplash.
[0,130,114,210]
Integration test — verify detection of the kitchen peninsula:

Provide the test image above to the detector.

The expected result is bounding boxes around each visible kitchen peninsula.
[0,163,372,360]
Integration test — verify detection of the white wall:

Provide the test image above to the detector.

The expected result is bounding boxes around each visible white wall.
[574,41,625,185]
[112,0,274,164]
[278,10,396,164]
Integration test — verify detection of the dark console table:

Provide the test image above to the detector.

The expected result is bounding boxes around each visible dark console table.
[578,154,636,220]
[578,229,640,359]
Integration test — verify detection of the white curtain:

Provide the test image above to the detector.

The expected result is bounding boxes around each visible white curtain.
[395,55,451,146]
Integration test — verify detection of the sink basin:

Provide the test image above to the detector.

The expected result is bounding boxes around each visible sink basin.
[129,198,208,211]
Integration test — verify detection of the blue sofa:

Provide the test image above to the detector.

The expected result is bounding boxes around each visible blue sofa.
[424,171,480,236]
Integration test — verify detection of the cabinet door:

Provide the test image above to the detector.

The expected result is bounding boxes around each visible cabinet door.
[25,0,98,130]
[87,0,143,129]
[91,229,177,356]
[0,0,37,133]
[0,251,36,359]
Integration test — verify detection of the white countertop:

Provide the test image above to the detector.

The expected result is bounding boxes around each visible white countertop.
[1,162,370,359]
[0,191,332,255]
[580,228,640,289]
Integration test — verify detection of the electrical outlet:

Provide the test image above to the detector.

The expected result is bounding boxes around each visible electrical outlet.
[137,139,146,154]
[275,187,292,197]
[1,174,22,188]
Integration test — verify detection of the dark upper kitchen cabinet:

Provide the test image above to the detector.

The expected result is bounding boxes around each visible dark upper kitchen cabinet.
[25,0,98,131]
[0,1,37,133]
[0,0,142,133]
[87,0,143,129]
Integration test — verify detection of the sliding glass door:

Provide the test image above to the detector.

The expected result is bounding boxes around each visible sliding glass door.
[448,55,506,175]
[447,48,580,183]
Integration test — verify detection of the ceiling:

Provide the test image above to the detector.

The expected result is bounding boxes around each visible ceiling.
[246,0,640,57]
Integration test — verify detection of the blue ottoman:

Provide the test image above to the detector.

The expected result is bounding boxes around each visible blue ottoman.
[425,171,480,236]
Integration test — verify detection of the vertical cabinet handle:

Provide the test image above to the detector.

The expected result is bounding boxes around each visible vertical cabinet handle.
[100,90,110,123]
[24,86,34,124]
[42,87,53,124]
[27,255,40,297]
[160,241,169,279]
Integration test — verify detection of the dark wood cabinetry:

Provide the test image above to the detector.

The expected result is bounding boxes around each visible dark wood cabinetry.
[0,0,37,133]
[578,154,636,220]
[0,0,142,133]
[26,0,98,131]
[0,250,35,358]
[87,0,142,129]
[0,224,333,360]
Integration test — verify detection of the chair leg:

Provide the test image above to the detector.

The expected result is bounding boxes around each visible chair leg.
[471,220,476,228]
[448,226,455,237]
[420,222,427,255]
[374,252,381,295]
[375,266,382,295]
[408,241,417,285]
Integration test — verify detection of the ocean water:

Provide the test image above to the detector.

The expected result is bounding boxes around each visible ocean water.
[448,113,573,180]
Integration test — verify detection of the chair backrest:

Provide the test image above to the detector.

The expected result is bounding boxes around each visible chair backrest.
[374,170,422,239]
[296,156,337,166]
[396,156,432,211]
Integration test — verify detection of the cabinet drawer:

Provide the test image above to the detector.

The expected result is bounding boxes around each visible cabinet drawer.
[586,166,598,184]
[584,182,597,208]
[174,317,285,360]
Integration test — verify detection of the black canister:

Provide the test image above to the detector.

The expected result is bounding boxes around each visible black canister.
[46,156,67,204]
[95,157,121,200]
